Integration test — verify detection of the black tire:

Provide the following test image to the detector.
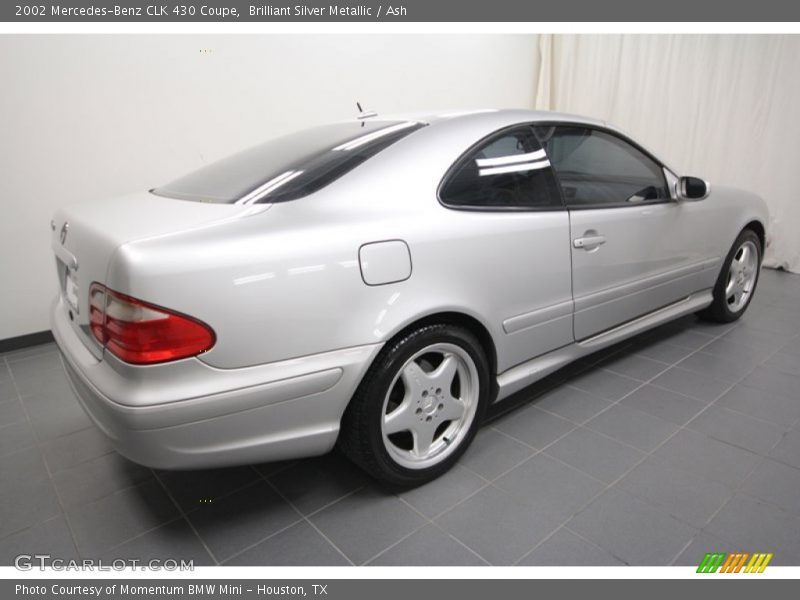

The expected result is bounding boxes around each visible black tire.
[338,323,490,487]
[698,228,762,323]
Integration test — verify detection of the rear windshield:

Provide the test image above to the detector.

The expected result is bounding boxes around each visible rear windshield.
[152,120,425,204]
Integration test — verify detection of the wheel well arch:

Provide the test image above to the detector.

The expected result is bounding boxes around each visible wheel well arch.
[386,311,499,379]
[743,220,766,253]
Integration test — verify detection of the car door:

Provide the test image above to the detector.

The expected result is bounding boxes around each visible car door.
[535,125,709,341]
[438,125,574,368]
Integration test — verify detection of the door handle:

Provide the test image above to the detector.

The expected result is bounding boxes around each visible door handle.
[573,234,606,250]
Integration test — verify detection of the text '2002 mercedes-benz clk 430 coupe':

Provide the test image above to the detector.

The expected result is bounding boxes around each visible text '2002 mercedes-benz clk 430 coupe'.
[51,109,768,485]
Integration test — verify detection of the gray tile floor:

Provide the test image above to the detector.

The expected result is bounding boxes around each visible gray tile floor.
[2,268,800,566]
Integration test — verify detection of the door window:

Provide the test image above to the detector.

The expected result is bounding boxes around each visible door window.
[534,126,669,208]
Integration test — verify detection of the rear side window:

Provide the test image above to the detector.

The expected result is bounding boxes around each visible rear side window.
[439,126,562,210]
[534,126,669,208]
[153,121,425,204]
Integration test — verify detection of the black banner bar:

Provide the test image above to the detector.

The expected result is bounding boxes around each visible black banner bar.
[3,0,800,22]
[4,579,800,600]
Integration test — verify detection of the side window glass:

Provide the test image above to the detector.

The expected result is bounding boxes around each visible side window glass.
[534,126,669,207]
[440,127,563,209]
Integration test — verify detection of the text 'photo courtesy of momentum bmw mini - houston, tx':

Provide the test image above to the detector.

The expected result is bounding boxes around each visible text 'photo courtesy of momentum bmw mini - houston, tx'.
[50,108,767,486]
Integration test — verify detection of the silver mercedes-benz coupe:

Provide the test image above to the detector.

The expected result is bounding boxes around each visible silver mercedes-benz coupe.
[51,109,768,485]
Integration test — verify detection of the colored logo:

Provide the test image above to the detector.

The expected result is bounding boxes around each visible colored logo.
[697,552,773,573]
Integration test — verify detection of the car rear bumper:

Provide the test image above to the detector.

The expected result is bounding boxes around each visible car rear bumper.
[51,296,381,469]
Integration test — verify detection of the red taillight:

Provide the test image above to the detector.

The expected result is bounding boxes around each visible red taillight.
[88,283,215,365]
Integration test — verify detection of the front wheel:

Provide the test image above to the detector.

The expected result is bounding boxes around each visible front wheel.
[339,323,490,487]
[698,229,761,323]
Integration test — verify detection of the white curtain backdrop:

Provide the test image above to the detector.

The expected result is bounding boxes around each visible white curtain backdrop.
[535,34,800,273]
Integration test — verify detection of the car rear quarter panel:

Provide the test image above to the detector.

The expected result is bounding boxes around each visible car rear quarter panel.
[109,193,571,372]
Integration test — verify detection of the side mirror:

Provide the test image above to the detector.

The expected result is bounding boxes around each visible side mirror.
[678,176,710,200]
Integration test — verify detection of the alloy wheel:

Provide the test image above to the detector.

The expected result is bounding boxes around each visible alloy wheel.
[725,240,759,313]
[380,343,480,470]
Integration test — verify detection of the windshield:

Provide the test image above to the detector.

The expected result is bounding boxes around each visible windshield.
[152,120,426,204]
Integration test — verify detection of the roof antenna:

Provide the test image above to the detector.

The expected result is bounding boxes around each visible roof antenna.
[356,101,377,122]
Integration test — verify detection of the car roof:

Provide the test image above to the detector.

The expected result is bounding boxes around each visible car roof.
[364,108,669,173]
[376,108,607,129]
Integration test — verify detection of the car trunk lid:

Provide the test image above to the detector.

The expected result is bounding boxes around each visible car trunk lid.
[52,191,267,360]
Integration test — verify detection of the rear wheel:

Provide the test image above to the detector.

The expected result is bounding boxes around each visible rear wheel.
[339,323,489,487]
[698,229,761,323]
